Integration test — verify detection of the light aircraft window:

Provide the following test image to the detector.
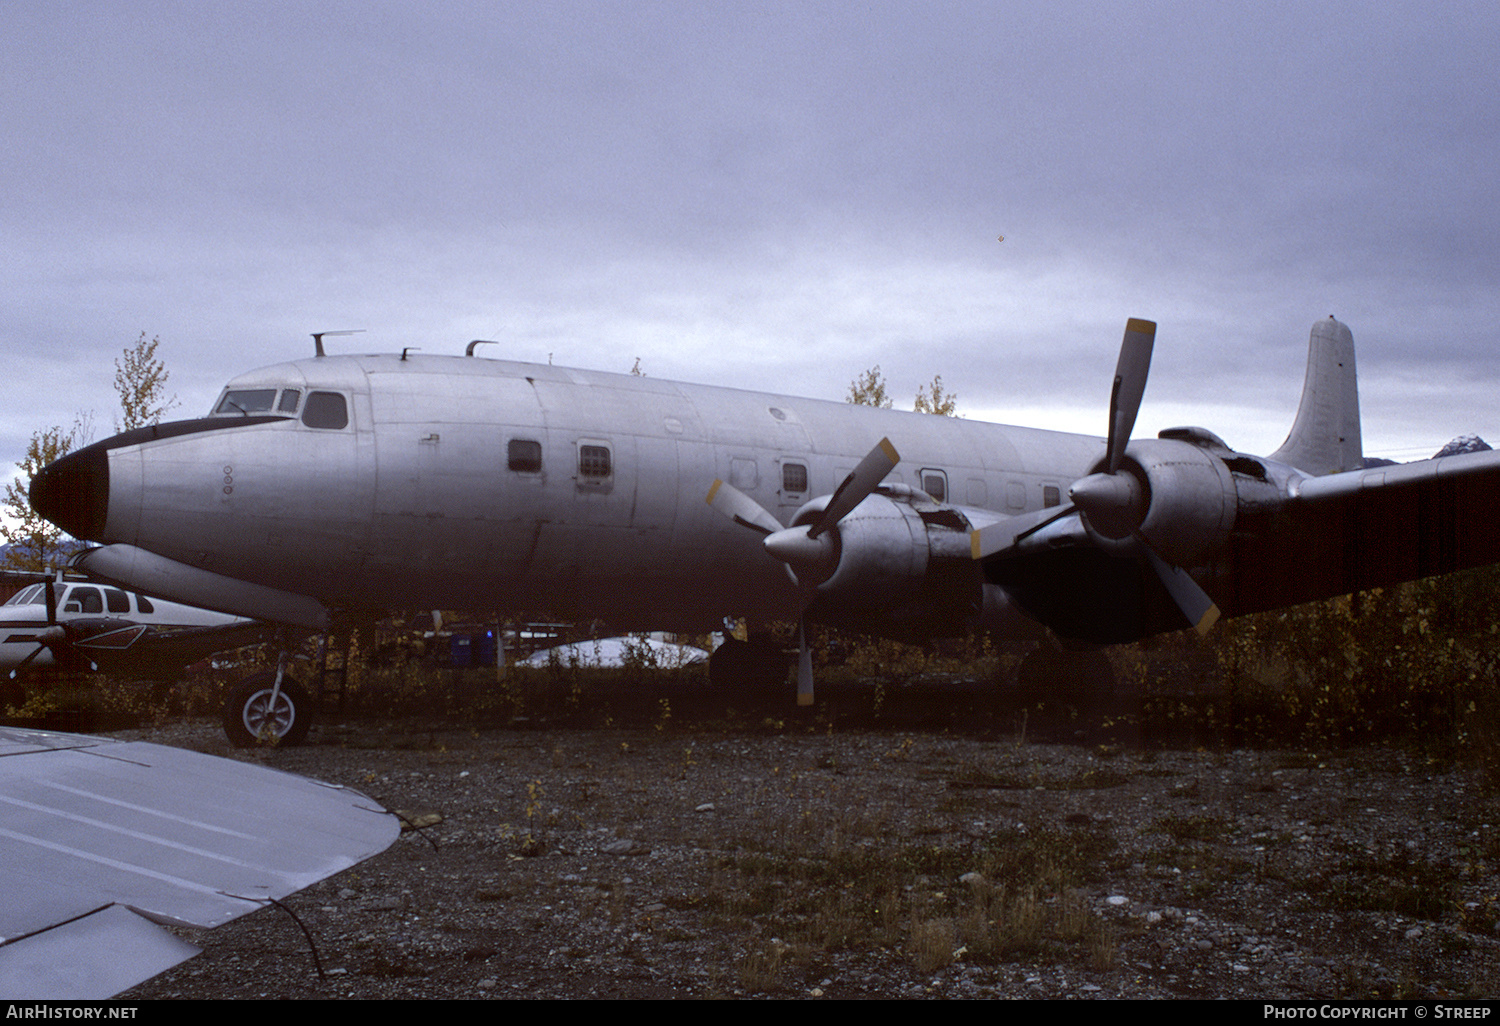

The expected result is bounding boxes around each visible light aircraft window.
[214,389,278,416]
[1006,481,1026,510]
[278,389,302,414]
[921,470,947,503]
[105,589,130,614]
[508,439,543,473]
[1043,485,1061,508]
[66,587,102,614]
[782,463,808,494]
[302,391,349,430]
[135,595,154,614]
[7,584,41,605]
[579,444,612,479]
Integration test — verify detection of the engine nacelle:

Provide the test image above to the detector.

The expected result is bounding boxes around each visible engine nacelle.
[1092,437,1238,567]
[786,491,982,641]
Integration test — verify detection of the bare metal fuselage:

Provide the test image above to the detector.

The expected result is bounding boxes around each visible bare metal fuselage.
[92,355,1103,630]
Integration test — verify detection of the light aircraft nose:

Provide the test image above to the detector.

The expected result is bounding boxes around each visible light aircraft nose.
[30,445,109,541]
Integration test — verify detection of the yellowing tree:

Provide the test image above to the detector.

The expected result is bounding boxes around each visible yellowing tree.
[1,423,81,572]
[849,366,959,416]
[847,365,893,408]
[115,332,177,431]
[914,375,958,416]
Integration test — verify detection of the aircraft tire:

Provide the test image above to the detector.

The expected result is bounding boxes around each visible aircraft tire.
[224,671,312,747]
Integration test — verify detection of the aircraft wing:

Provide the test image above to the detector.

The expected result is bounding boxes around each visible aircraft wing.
[978,447,1500,644]
[1225,447,1500,616]
[0,726,399,999]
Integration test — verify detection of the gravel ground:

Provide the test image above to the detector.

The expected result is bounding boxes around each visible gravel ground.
[111,687,1500,1001]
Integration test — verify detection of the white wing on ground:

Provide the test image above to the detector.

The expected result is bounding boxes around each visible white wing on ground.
[0,726,399,999]
[522,636,710,669]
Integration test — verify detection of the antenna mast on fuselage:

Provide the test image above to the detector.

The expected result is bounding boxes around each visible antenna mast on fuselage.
[310,330,365,358]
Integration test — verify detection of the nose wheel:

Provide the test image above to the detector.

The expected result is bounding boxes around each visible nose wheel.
[223,670,312,747]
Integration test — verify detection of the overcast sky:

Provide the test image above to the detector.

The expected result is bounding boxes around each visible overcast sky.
[5,0,1498,489]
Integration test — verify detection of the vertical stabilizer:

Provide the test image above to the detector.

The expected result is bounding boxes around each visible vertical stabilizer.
[1269,317,1362,475]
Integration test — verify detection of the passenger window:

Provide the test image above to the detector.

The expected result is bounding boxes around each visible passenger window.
[302,391,349,429]
[1043,484,1061,508]
[921,470,947,503]
[508,439,543,473]
[105,589,130,614]
[730,458,757,490]
[278,389,302,414]
[578,444,611,479]
[135,595,154,614]
[66,587,102,614]
[781,462,808,494]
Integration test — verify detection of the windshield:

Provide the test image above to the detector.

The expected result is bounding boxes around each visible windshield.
[3,583,60,607]
[213,389,279,416]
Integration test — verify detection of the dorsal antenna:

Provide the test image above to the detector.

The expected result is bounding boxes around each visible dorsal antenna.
[311,329,365,358]
[466,340,499,357]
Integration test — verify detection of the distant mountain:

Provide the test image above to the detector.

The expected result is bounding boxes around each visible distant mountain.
[1361,435,1489,469]
[1432,434,1492,459]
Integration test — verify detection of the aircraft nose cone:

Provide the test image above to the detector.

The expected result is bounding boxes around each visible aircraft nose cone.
[29,445,109,541]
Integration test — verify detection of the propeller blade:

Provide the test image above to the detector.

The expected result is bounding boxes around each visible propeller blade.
[809,438,900,539]
[1138,544,1220,634]
[796,618,814,706]
[705,479,782,536]
[1105,319,1156,474]
[8,624,65,679]
[970,504,1079,560]
[45,579,56,625]
[10,646,46,679]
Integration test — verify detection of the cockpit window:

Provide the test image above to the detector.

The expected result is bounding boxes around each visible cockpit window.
[6,584,42,606]
[214,389,279,416]
[302,391,349,430]
[277,389,302,414]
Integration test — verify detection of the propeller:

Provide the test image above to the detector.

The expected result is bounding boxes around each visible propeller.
[8,578,150,679]
[972,318,1220,634]
[10,580,62,679]
[707,437,902,705]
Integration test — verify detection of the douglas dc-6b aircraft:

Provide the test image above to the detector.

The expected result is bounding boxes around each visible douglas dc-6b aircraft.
[28,316,1500,743]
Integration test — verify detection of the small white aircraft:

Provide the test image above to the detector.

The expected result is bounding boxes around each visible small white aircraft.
[0,576,266,682]
[28,314,1500,742]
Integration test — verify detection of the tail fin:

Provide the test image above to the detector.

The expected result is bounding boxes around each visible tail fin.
[1269,316,1362,475]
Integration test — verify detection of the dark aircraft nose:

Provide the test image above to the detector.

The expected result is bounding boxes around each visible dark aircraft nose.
[30,445,110,541]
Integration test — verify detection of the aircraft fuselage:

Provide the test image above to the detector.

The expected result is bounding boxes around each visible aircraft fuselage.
[42,354,1106,633]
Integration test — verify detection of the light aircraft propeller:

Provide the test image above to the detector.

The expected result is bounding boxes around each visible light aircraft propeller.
[8,579,150,680]
[707,437,902,705]
[972,318,1220,633]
